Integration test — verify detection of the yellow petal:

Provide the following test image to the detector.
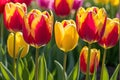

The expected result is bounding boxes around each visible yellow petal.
[61,24,79,52]
[54,22,64,50]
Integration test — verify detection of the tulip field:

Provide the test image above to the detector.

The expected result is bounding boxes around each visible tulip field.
[0,0,120,80]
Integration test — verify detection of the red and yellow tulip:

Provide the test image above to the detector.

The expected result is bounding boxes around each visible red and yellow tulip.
[80,46,100,74]
[54,20,79,52]
[12,0,32,6]
[76,7,107,44]
[98,18,120,49]
[54,0,74,16]
[3,2,27,32]
[7,32,29,58]
[23,9,53,47]
[0,0,10,13]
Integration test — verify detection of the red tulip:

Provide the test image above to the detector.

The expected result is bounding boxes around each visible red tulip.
[23,9,53,47]
[0,0,10,13]
[54,0,74,16]
[98,18,119,49]
[80,46,100,74]
[3,2,27,32]
[76,7,107,44]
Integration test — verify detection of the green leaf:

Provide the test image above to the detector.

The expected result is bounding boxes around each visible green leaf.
[38,55,47,80]
[102,64,109,80]
[47,70,54,80]
[110,64,120,80]
[54,60,67,80]
[68,61,79,80]
[22,66,30,80]
[0,62,15,80]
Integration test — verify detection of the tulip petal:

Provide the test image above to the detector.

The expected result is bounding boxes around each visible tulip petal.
[61,24,78,52]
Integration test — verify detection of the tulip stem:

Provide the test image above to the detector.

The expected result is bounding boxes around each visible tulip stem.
[0,14,3,46]
[13,32,16,77]
[63,53,67,72]
[100,48,107,80]
[86,43,91,80]
[35,48,39,80]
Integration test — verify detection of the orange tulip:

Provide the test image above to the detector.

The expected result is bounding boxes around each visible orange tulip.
[3,2,27,32]
[54,0,74,16]
[23,9,53,47]
[80,46,100,74]
[76,7,107,44]
[98,18,119,49]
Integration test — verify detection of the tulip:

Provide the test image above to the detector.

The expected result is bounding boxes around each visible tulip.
[80,46,100,74]
[72,0,84,10]
[98,18,119,49]
[23,9,53,47]
[54,0,74,16]
[54,20,79,52]
[23,9,53,80]
[110,0,119,6]
[99,18,119,80]
[76,7,107,44]
[0,0,10,13]
[3,2,27,32]
[37,0,54,10]
[7,32,29,58]
[11,0,32,6]
[94,0,109,4]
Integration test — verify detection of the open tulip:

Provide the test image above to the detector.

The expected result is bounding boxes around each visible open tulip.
[76,7,107,44]
[80,46,100,74]
[3,2,27,32]
[0,0,10,13]
[23,9,53,47]
[11,0,32,6]
[98,18,119,49]
[54,0,74,16]
[7,32,29,58]
[54,20,79,52]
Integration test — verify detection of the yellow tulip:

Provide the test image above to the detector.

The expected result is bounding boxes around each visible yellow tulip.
[110,0,119,6]
[7,32,29,58]
[54,20,79,52]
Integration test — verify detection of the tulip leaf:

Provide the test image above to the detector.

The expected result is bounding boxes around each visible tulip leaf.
[102,64,109,80]
[110,64,120,80]
[67,60,79,80]
[0,62,15,80]
[47,70,54,80]
[38,55,47,80]
[54,60,67,80]
[22,66,30,80]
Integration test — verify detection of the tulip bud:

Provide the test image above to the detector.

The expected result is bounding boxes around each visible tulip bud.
[98,18,119,49]
[54,20,79,52]
[80,46,100,74]
[0,0,10,13]
[54,0,74,16]
[76,7,107,44]
[7,32,29,58]
[23,9,53,47]
[4,2,27,32]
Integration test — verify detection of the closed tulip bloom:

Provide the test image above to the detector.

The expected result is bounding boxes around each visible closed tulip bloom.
[23,9,53,47]
[72,0,84,10]
[0,0,10,13]
[54,20,79,52]
[54,0,74,16]
[37,0,54,10]
[4,2,27,32]
[80,46,100,74]
[76,7,107,44]
[11,0,32,6]
[7,32,29,58]
[98,18,119,49]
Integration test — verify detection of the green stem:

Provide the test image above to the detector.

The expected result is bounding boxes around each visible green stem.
[100,48,107,80]
[35,48,39,80]
[85,43,91,80]
[0,14,3,46]
[63,53,67,72]
[13,32,16,77]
